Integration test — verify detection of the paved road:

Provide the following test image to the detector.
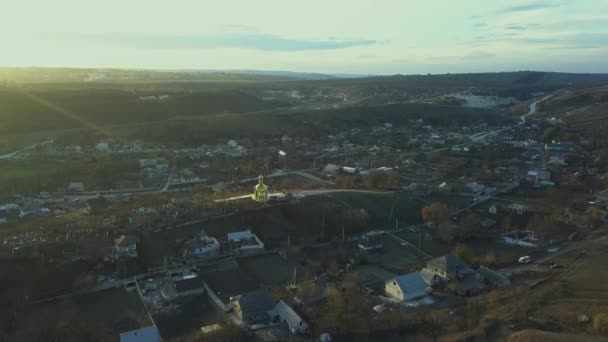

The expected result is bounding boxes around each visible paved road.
[215,188,394,202]
[500,234,608,274]
[518,95,554,126]
[0,139,54,160]
[424,95,554,162]
[64,168,327,200]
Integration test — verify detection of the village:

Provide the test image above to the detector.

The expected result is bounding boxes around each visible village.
[2,89,608,341]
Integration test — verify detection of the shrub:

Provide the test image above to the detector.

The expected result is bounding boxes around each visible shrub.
[593,313,608,335]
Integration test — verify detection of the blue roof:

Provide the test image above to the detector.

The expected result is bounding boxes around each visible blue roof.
[392,272,427,301]
[120,326,161,342]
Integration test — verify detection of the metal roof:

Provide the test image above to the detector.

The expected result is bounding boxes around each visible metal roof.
[120,326,161,342]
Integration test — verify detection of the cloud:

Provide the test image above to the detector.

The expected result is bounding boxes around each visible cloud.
[65,32,377,51]
[505,25,527,30]
[462,51,496,60]
[501,2,560,13]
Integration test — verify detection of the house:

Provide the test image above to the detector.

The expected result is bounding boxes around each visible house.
[201,263,260,312]
[19,202,41,218]
[438,181,450,192]
[96,141,110,151]
[385,272,429,302]
[423,254,487,296]
[481,218,497,229]
[596,188,608,203]
[227,229,264,256]
[119,325,161,342]
[113,235,138,259]
[138,158,168,169]
[467,182,485,195]
[526,170,553,186]
[173,276,205,297]
[86,196,111,214]
[322,164,341,176]
[548,155,567,166]
[183,232,220,258]
[269,300,309,335]
[68,182,84,192]
[232,291,276,325]
[488,205,498,215]
[503,230,537,247]
[545,142,577,152]
[358,230,384,251]
[507,203,528,215]
[424,254,471,281]
[419,268,442,287]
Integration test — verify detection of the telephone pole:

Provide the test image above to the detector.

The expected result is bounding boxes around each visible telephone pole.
[321,214,325,241]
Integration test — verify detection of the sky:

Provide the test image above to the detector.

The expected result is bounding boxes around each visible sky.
[2,0,608,74]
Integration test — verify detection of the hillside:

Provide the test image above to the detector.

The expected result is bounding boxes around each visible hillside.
[0,87,287,136]
[533,86,608,145]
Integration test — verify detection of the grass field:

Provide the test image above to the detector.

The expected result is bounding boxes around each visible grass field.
[14,288,150,341]
[376,235,429,274]
[528,237,608,336]
[0,155,140,194]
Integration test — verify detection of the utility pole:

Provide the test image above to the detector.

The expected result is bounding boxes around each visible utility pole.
[321,214,325,241]
[342,225,345,241]
[395,217,398,232]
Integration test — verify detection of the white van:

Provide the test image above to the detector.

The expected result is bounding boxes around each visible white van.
[518,256,532,264]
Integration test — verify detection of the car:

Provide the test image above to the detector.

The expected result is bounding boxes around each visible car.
[518,256,532,264]
[550,263,565,269]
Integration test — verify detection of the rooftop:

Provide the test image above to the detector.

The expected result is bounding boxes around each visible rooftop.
[174,276,204,293]
[200,267,259,303]
[120,326,161,342]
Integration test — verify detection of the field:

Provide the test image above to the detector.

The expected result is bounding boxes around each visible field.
[393,229,452,257]
[0,155,142,194]
[375,234,430,274]
[13,288,150,341]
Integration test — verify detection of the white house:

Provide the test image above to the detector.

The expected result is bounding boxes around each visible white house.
[269,300,309,335]
[488,205,497,215]
[183,232,220,258]
[385,272,429,302]
[68,182,85,192]
[227,229,264,256]
[507,203,528,215]
[96,141,109,151]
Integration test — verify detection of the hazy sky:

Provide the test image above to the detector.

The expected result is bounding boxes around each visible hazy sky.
[2,0,608,74]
